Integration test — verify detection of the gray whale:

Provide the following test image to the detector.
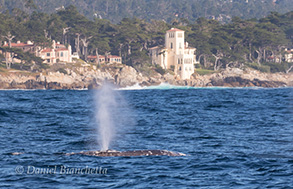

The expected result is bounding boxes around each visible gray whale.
[66,150,186,157]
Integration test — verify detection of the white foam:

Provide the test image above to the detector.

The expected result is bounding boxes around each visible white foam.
[119,83,199,90]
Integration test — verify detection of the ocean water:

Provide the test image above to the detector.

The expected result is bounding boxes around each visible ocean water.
[0,86,292,188]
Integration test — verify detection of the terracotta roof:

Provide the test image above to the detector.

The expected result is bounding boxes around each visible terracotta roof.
[3,43,34,47]
[167,28,184,32]
[41,48,53,53]
[88,55,105,59]
[55,48,69,51]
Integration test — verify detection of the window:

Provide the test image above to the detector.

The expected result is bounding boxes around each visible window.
[178,33,183,38]
[171,42,173,49]
[47,59,50,63]
[179,42,182,49]
[47,53,50,57]
[61,52,64,57]
[179,66,181,71]
[178,59,180,64]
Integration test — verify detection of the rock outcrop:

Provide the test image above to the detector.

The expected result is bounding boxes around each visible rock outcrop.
[0,65,291,89]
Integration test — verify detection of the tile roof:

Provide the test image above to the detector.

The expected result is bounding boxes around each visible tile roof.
[88,55,106,59]
[167,28,184,32]
[41,48,53,53]
[55,48,69,51]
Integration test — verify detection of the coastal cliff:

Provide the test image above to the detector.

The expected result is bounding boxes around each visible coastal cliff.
[0,64,292,89]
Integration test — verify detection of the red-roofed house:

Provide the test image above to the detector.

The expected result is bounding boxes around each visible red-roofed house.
[3,40,72,64]
[3,41,35,52]
[37,40,72,64]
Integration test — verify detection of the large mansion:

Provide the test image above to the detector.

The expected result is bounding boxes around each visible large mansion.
[149,28,197,80]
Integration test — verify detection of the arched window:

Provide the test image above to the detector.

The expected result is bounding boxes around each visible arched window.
[179,66,181,71]
[170,42,173,49]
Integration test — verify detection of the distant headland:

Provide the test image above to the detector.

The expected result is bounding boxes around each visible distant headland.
[0,5,292,89]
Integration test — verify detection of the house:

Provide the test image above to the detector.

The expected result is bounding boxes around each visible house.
[87,54,122,64]
[3,40,72,64]
[3,41,36,52]
[284,49,293,63]
[149,28,197,80]
[37,41,72,64]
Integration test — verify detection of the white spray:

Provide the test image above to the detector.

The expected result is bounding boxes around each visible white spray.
[94,82,134,151]
[95,83,117,151]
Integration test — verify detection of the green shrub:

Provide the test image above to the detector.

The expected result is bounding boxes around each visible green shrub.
[57,68,68,74]
[155,64,166,75]
[195,68,215,75]
[245,62,270,73]
[264,62,293,73]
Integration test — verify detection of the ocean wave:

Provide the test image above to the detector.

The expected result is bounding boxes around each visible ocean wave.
[118,83,234,90]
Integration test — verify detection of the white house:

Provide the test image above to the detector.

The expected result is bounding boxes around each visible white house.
[149,28,197,80]
[284,49,293,63]
[37,41,72,64]
[3,40,73,64]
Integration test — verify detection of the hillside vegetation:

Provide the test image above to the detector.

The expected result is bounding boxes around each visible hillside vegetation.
[0,4,292,73]
[0,0,292,23]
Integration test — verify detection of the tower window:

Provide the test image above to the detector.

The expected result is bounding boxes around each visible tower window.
[171,43,173,49]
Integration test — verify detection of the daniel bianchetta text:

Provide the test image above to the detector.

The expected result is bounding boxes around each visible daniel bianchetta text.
[15,165,107,175]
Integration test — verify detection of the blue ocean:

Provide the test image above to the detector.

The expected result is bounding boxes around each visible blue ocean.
[0,86,292,188]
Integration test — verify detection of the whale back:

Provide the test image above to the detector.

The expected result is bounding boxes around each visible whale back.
[66,150,186,157]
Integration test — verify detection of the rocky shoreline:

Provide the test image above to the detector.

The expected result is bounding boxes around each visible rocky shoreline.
[0,64,292,89]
